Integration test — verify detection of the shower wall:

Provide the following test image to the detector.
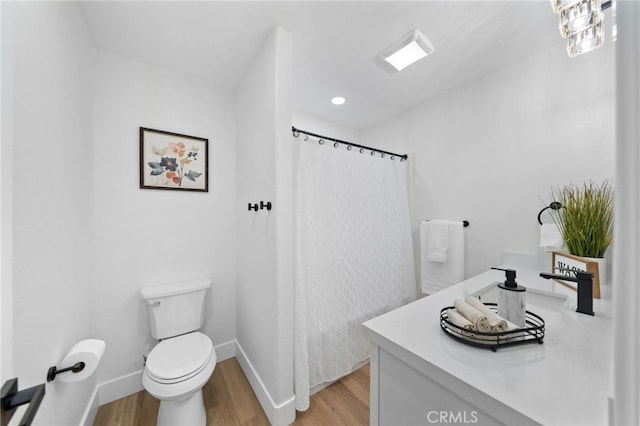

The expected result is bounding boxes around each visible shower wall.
[363,41,616,278]
[235,26,295,425]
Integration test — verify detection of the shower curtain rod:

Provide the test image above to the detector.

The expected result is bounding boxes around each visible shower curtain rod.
[291,126,408,161]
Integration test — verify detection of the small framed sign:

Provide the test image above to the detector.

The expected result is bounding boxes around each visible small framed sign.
[140,127,208,192]
[551,251,601,299]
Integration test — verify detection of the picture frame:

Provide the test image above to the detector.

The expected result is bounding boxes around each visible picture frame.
[551,251,601,299]
[140,127,208,192]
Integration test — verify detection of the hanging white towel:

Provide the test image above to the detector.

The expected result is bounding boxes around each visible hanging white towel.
[427,219,450,263]
[539,223,564,252]
[421,220,465,294]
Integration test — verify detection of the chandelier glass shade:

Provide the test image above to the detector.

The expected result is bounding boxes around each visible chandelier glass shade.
[550,0,609,56]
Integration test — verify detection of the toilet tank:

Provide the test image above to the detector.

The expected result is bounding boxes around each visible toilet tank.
[140,278,211,340]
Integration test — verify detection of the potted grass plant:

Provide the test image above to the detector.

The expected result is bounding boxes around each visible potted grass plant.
[550,180,614,290]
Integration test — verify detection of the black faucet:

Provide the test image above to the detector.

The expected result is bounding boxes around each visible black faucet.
[539,269,595,316]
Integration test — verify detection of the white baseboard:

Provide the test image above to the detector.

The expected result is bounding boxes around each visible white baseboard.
[214,339,236,362]
[80,385,100,426]
[81,339,238,425]
[235,340,295,426]
[79,370,143,425]
[80,340,293,425]
[99,369,144,406]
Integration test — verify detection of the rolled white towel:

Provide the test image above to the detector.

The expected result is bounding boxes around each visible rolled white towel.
[446,309,475,336]
[540,223,564,252]
[454,299,492,333]
[465,296,508,333]
[480,320,522,341]
[491,320,524,341]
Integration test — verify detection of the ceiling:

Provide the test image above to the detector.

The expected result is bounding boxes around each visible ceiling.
[78,1,562,131]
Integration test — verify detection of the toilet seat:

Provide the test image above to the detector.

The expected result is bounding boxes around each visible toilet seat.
[142,344,216,402]
[145,332,213,385]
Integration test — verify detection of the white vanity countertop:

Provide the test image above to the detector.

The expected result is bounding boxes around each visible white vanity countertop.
[363,267,613,426]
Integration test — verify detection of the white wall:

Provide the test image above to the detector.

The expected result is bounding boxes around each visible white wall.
[3,3,239,420]
[3,2,97,424]
[363,41,615,279]
[93,50,237,384]
[3,3,239,421]
[293,111,362,144]
[1,0,15,383]
[235,27,295,425]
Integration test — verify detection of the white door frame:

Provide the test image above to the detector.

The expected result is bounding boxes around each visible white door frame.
[613,2,640,424]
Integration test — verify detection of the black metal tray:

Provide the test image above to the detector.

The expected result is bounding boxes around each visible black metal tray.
[440,303,545,352]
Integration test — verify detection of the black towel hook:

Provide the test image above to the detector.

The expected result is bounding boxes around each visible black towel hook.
[260,201,272,211]
[248,201,272,212]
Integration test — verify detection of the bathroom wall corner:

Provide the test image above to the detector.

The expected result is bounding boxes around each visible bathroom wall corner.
[235,340,295,426]
[79,385,100,426]
[235,24,295,425]
[92,49,237,387]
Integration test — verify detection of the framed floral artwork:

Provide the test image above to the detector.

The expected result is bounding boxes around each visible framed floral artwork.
[140,127,208,192]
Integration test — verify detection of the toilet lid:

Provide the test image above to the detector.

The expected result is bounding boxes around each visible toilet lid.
[146,332,213,381]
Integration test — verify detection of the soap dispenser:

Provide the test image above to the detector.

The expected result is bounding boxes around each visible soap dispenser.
[491,267,526,328]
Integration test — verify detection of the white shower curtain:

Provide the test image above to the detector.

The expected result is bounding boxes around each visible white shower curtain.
[293,137,417,411]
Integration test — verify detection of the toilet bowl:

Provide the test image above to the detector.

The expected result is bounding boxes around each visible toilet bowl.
[140,278,215,425]
[143,332,217,425]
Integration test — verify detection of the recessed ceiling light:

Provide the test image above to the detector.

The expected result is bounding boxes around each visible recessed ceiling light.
[380,29,434,71]
[331,96,346,105]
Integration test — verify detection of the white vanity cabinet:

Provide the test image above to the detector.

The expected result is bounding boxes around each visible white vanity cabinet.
[363,268,613,426]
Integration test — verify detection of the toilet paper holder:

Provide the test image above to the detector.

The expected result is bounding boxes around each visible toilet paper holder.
[47,339,105,384]
[46,362,86,382]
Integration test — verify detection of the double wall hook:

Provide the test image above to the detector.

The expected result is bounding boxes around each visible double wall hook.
[248,201,272,212]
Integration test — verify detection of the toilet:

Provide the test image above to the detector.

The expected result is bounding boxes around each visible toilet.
[140,278,216,426]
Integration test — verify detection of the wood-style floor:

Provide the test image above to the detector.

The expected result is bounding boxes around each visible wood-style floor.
[93,358,369,426]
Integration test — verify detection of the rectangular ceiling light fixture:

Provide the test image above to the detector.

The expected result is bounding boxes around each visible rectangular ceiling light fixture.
[380,29,434,71]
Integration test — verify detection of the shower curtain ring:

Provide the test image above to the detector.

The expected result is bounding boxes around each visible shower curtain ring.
[381,153,385,158]
[391,155,395,160]
[293,129,299,137]
[370,150,375,156]
[319,139,325,145]
[333,142,339,148]
[347,145,352,151]
[304,135,309,141]
[359,148,364,153]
